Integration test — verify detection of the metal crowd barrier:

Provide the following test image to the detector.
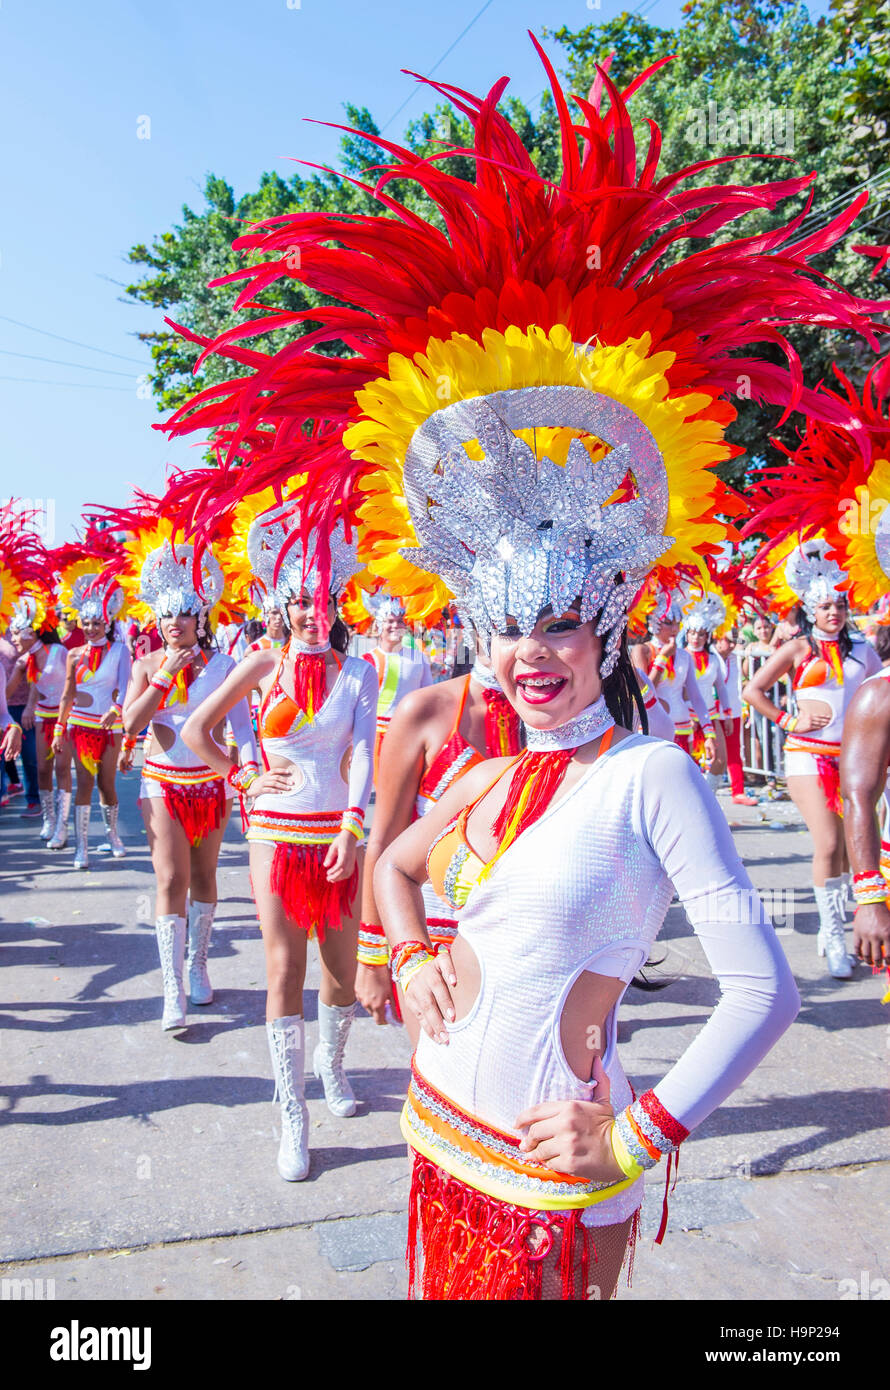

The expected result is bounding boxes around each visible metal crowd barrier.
[738,651,794,783]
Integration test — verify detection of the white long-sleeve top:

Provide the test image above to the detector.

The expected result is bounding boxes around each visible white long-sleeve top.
[145,651,256,771]
[687,649,731,720]
[717,651,743,719]
[254,654,377,817]
[69,640,132,721]
[415,734,799,1226]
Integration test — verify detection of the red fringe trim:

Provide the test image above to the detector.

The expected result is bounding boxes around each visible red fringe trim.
[406,1152,596,1301]
[40,719,55,754]
[483,689,522,757]
[292,649,328,718]
[70,724,112,775]
[492,748,575,846]
[816,755,843,817]
[269,841,357,940]
[161,779,227,847]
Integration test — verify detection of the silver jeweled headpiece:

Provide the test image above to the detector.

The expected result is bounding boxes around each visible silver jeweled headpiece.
[683,591,726,634]
[784,538,846,620]
[67,573,125,623]
[246,505,358,614]
[401,388,672,676]
[139,541,224,619]
[10,594,41,633]
[365,590,407,624]
[648,586,687,632]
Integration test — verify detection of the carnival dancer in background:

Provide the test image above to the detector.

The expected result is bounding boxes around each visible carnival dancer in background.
[356,627,522,1031]
[158,39,884,1297]
[631,591,715,755]
[362,592,433,774]
[680,591,733,792]
[744,541,880,977]
[10,590,72,844]
[715,628,758,805]
[0,502,50,816]
[115,516,257,1031]
[52,556,131,869]
[182,506,377,1180]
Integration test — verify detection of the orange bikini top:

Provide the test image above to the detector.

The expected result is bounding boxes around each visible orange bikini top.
[259,650,342,740]
[427,727,615,911]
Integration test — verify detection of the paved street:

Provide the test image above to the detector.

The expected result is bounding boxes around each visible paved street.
[2,764,888,1302]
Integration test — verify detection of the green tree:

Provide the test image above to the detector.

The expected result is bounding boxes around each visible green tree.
[550,0,890,480]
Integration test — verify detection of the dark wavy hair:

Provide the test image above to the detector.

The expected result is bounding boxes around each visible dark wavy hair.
[602,628,648,733]
[330,615,350,654]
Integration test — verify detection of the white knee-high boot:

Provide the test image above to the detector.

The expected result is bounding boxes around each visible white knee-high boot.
[73,804,91,870]
[155,914,188,1029]
[100,802,126,858]
[313,1001,357,1117]
[38,789,56,839]
[187,899,216,1005]
[47,789,71,850]
[267,1016,310,1181]
[815,878,853,979]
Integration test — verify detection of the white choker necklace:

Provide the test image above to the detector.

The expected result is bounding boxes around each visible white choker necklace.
[524,695,614,751]
[290,637,331,656]
[812,628,840,643]
[469,660,502,692]
[88,637,108,647]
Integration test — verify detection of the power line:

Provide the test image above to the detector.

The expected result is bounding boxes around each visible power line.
[0,375,136,393]
[0,349,139,379]
[381,0,498,133]
[0,314,147,366]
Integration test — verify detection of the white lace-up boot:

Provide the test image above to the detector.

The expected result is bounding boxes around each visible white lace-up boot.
[155,914,188,1029]
[312,1000,357,1117]
[186,899,216,1005]
[100,802,126,858]
[47,789,71,850]
[38,789,56,839]
[73,804,91,870]
[815,878,853,979]
[267,1016,310,1180]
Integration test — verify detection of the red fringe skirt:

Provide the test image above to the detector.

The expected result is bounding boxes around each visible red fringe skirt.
[70,723,113,776]
[160,780,227,847]
[269,842,357,940]
[408,1151,600,1301]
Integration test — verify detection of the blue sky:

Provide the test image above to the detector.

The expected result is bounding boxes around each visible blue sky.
[0,0,824,544]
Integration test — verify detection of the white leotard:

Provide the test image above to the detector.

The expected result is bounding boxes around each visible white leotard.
[139,651,255,799]
[647,644,710,732]
[687,650,730,721]
[251,654,377,822]
[69,640,131,721]
[416,734,799,1227]
[717,651,743,719]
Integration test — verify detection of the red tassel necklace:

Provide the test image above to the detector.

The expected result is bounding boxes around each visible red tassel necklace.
[480,708,616,880]
[290,638,332,719]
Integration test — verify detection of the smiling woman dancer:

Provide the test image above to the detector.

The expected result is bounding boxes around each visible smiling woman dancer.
[157,45,882,1299]
[52,566,131,870]
[182,508,377,1181]
[119,533,257,1031]
[680,590,733,791]
[744,540,880,979]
